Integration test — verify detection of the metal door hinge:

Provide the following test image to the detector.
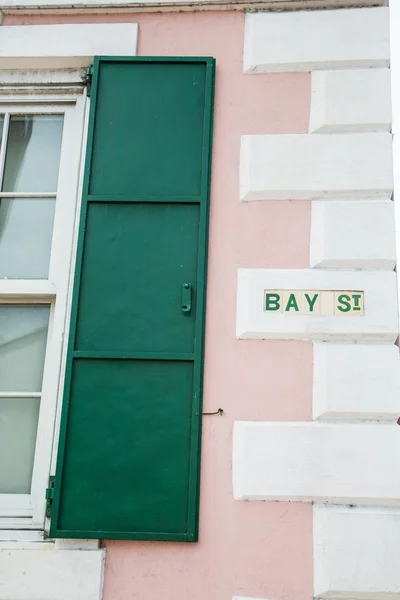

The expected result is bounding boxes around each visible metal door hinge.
[85,65,94,97]
[45,476,55,518]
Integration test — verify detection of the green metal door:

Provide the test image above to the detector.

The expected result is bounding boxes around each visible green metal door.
[50,57,215,541]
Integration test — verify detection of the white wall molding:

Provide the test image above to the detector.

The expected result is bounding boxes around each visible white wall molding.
[0,69,86,99]
[233,597,267,600]
[310,200,396,270]
[243,7,389,74]
[0,544,105,600]
[314,505,400,599]
[233,421,400,505]
[240,133,393,201]
[236,269,399,341]
[0,0,388,14]
[54,539,100,550]
[309,69,392,133]
[313,343,400,421]
[0,23,138,69]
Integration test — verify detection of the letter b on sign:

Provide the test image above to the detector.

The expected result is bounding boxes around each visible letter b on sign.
[266,293,280,311]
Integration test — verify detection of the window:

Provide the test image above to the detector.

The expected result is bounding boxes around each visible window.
[0,57,214,541]
[0,97,86,530]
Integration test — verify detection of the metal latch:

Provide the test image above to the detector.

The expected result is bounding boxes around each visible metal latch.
[45,476,55,518]
[85,65,94,97]
[181,282,192,313]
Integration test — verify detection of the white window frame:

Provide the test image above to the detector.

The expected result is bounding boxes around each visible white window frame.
[0,90,88,532]
[390,1,400,327]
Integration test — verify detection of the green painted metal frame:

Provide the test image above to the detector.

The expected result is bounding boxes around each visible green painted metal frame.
[49,56,215,541]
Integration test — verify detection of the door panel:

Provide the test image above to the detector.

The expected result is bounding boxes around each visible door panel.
[75,202,200,354]
[89,62,207,199]
[58,359,193,535]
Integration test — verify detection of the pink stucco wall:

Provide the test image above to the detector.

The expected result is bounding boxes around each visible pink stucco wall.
[5,10,314,600]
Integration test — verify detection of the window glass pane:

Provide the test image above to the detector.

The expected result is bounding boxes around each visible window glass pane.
[0,116,3,145]
[2,115,64,193]
[0,198,55,279]
[0,397,40,493]
[0,305,50,393]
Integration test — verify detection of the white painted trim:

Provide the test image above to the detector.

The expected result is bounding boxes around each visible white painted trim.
[0,193,56,198]
[0,69,85,86]
[0,517,42,529]
[48,95,90,481]
[233,597,267,600]
[31,97,87,529]
[390,1,400,327]
[0,393,41,398]
[0,529,46,545]
[0,94,80,103]
[0,280,56,297]
[54,539,100,550]
[0,23,138,69]
[0,68,85,99]
[0,102,75,113]
[0,97,86,531]
[0,0,387,13]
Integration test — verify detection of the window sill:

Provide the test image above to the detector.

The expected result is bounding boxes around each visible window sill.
[0,529,47,546]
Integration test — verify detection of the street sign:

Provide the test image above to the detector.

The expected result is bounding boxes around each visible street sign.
[264,290,364,315]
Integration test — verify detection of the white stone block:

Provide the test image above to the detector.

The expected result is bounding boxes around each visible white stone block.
[244,8,390,73]
[0,24,138,69]
[240,133,393,201]
[310,200,396,270]
[313,343,400,421]
[233,598,267,600]
[0,545,105,600]
[236,269,399,342]
[309,69,392,133]
[314,505,400,599]
[233,421,400,505]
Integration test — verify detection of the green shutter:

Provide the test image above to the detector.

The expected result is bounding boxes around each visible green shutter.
[49,57,215,541]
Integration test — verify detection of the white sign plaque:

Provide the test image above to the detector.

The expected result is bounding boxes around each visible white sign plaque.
[264,290,364,316]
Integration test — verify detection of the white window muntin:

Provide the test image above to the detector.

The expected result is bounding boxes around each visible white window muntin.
[0,95,87,529]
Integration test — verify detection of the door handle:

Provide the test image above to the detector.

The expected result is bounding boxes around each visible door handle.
[182,283,192,313]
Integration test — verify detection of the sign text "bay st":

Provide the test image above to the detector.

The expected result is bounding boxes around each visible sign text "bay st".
[264,290,364,316]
